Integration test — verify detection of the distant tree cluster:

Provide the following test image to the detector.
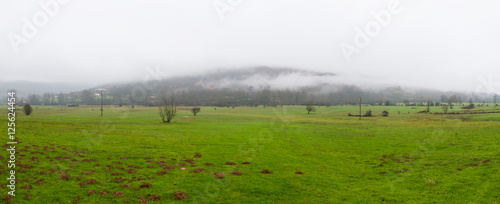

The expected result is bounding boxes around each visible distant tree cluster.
[19,82,499,109]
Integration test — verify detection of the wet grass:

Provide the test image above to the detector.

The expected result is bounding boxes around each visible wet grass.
[1,105,500,203]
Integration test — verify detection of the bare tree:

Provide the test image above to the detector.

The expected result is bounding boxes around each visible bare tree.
[191,107,201,116]
[158,96,177,123]
[306,100,316,114]
[442,105,448,114]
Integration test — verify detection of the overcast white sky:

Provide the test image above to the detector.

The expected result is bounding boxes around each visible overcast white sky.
[1,0,499,92]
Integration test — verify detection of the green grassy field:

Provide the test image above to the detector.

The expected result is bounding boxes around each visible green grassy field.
[1,105,500,203]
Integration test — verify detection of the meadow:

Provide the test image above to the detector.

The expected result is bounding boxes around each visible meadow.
[1,104,500,203]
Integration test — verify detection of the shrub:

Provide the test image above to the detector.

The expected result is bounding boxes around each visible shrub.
[364,110,372,117]
[382,111,389,117]
[442,105,449,114]
[306,100,316,114]
[191,107,201,116]
[23,104,33,116]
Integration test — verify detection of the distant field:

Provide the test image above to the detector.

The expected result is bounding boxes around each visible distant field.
[1,105,500,203]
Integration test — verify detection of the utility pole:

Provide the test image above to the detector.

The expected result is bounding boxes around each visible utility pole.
[495,94,498,109]
[427,98,430,113]
[100,90,103,117]
[359,97,362,120]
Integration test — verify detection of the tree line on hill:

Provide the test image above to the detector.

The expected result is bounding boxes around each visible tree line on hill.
[19,86,498,108]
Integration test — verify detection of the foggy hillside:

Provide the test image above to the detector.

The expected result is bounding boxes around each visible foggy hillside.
[12,67,495,106]
[110,66,337,91]
[1,81,91,98]
[80,67,493,107]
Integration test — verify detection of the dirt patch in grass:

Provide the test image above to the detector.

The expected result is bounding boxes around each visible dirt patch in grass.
[261,169,273,174]
[225,162,237,165]
[24,194,32,198]
[147,165,155,168]
[111,173,123,176]
[163,165,175,171]
[213,172,226,179]
[480,159,491,164]
[79,179,99,186]
[128,165,143,169]
[114,177,126,183]
[194,153,202,158]
[21,184,32,189]
[231,171,242,175]
[191,168,205,173]
[242,161,251,164]
[204,163,213,166]
[112,191,125,197]
[295,171,303,174]
[173,191,188,200]
[99,190,108,195]
[34,179,46,185]
[137,196,146,202]
[140,183,152,188]
[74,196,82,202]
[2,195,14,202]
[185,159,195,164]
[127,169,136,173]
[83,170,96,175]
[149,195,163,201]
[87,190,95,196]
[156,171,168,175]
[121,184,131,188]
